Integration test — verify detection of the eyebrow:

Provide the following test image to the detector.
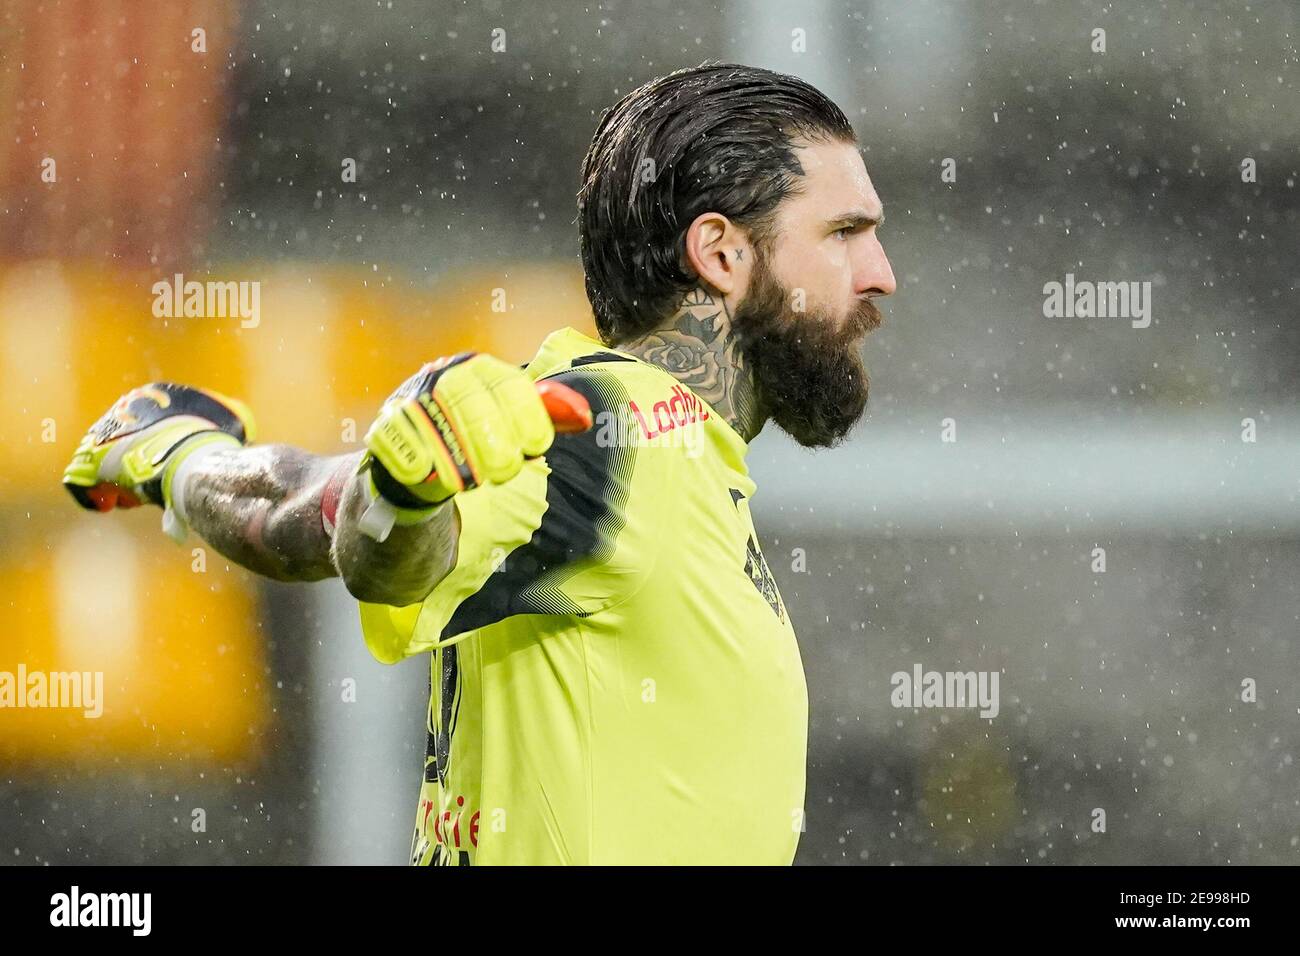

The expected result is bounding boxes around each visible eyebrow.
[827,209,885,230]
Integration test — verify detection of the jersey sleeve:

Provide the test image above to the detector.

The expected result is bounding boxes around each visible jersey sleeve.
[357,366,647,664]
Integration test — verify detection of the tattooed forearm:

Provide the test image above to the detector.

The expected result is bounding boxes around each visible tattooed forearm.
[180,446,461,605]
[331,467,460,607]
[619,287,765,440]
[181,445,354,582]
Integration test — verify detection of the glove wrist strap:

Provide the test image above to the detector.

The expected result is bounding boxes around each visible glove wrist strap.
[161,433,242,542]
[369,456,450,510]
[357,459,441,543]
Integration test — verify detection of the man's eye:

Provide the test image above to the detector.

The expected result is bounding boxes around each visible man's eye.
[833,227,852,240]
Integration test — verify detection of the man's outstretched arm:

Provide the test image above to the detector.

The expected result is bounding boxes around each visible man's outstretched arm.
[62,359,588,609]
[62,383,460,608]
[176,444,347,582]
[175,445,459,607]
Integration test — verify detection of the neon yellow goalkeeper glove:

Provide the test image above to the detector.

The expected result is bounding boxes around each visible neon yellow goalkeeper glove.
[359,352,591,541]
[62,383,256,541]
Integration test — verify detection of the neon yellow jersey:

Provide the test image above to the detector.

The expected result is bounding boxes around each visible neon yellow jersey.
[358,327,808,865]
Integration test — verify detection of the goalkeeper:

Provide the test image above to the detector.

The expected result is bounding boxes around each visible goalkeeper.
[62,63,896,865]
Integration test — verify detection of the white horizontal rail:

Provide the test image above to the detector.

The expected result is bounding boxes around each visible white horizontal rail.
[748,409,1300,535]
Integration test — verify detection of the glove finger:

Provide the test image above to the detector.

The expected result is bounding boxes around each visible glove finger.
[474,418,524,485]
[409,378,477,492]
[366,398,446,487]
[495,369,555,459]
[407,396,468,499]
[61,430,103,494]
[467,354,553,459]
[445,362,521,486]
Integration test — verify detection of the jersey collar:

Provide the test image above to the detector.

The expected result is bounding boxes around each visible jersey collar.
[529,326,753,454]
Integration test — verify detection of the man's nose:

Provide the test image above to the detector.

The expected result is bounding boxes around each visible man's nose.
[855,234,896,298]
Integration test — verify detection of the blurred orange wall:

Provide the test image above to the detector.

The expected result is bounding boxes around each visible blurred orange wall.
[0,0,238,269]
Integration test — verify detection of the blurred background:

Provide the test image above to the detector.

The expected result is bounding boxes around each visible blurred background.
[0,0,1296,864]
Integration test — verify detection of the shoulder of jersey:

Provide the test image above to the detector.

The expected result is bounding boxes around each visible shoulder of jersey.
[546,350,678,392]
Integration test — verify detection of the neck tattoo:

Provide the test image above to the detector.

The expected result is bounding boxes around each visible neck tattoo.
[618,287,765,441]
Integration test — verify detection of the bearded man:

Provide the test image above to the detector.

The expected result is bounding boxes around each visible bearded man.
[63,62,896,865]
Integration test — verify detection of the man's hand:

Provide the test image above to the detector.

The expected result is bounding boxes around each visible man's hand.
[62,383,256,538]
[358,353,591,541]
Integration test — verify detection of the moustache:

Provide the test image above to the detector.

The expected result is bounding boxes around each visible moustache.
[846,296,883,338]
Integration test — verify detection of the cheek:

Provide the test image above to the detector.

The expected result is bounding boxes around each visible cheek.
[773,242,848,302]
[814,244,855,296]
[815,239,850,270]
[790,244,848,293]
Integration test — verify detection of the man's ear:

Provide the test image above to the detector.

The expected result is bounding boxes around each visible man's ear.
[683,212,751,297]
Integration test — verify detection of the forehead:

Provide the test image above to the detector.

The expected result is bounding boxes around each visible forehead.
[782,138,881,219]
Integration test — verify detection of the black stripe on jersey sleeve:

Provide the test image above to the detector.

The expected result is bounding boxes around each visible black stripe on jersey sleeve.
[439,366,637,638]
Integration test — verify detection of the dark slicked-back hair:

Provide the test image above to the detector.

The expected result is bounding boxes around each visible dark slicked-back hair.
[577,62,857,345]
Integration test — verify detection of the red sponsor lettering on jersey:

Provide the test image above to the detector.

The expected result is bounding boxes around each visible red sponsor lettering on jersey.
[628,384,709,440]
[424,794,481,850]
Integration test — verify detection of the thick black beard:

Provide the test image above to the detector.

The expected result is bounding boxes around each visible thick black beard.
[730,257,878,448]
